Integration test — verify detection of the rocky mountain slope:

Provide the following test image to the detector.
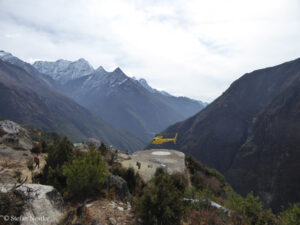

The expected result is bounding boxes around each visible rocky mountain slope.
[149,57,300,211]
[227,73,300,211]
[0,50,61,91]
[0,60,144,150]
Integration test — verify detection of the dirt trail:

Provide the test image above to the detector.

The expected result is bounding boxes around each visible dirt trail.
[0,153,46,183]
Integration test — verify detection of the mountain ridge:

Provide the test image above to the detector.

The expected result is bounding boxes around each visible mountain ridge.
[33,58,94,83]
[61,66,205,142]
[32,55,206,142]
[148,57,300,211]
[0,58,145,150]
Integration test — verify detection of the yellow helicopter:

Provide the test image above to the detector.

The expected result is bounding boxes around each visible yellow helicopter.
[151,133,178,145]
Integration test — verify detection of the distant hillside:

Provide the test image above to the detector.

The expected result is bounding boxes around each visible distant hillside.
[148,58,300,211]
[60,67,205,142]
[227,73,300,211]
[0,59,145,151]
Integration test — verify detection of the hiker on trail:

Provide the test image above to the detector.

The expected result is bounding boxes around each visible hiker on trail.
[34,155,40,169]
[126,149,129,155]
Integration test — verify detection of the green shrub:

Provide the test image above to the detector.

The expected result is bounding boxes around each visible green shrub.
[41,141,48,153]
[98,142,108,155]
[241,192,263,225]
[185,155,203,175]
[13,170,22,183]
[38,137,73,192]
[259,209,278,225]
[135,168,186,225]
[63,149,108,199]
[46,137,73,169]
[110,166,144,195]
[0,192,24,225]
[28,129,60,144]
[205,168,226,185]
[225,191,277,225]
[190,172,205,190]
[186,155,226,186]
[196,188,218,203]
[27,159,34,171]
[278,203,300,225]
[31,145,41,154]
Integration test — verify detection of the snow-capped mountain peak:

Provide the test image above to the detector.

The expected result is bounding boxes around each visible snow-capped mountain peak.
[0,50,32,70]
[33,58,94,84]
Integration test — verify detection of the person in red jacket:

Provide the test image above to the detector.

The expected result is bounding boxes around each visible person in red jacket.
[34,155,40,169]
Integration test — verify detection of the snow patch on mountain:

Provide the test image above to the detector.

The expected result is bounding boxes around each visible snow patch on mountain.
[0,50,19,63]
[0,50,11,58]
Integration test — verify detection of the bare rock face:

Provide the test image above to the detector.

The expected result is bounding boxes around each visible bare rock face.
[0,120,33,151]
[87,138,102,148]
[0,120,21,134]
[105,174,131,201]
[1,184,64,225]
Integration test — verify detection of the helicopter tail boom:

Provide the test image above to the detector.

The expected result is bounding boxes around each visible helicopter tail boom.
[173,133,178,144]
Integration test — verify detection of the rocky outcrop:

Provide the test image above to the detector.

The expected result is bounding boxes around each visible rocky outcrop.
[0,184,64,225]
[105,174,131,201]
[0,120,22,134]
[86,138,102,148]
[0,120,33,151]
[0,120,35,183]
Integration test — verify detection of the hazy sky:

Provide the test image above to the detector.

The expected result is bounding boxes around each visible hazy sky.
[0,0,299,102]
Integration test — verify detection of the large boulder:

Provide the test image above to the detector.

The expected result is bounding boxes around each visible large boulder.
[86,138,102,148]
[0,120,22,134]
[105,174,131,201]
[0,184,64,225]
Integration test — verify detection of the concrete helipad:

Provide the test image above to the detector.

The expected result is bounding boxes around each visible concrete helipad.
[151,151,171,156]
[120,149,186,182]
